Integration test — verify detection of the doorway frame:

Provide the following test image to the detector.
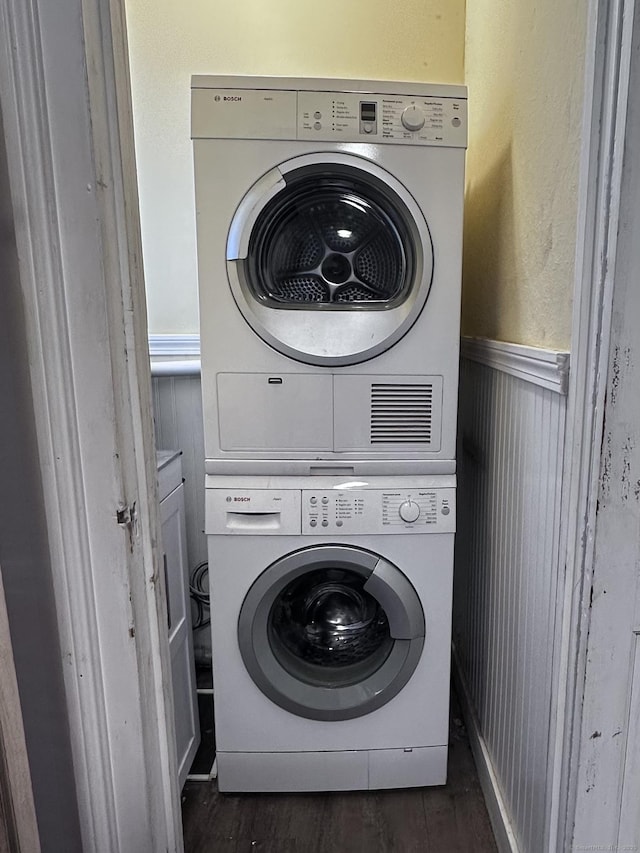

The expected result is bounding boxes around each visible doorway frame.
[548,0,637,848]
[0,0,181,850]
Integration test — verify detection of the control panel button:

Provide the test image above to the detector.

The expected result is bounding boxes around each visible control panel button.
[310,496,317,505]
[322,496,329,505]
[321,519,329,527]
[441,505,450,515]
[399,500,420,523]
[310,518,317,527]
[401,105,425,132]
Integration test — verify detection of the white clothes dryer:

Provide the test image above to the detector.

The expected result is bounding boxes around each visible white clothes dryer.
[191,76,467,476]
[205,474,455,792]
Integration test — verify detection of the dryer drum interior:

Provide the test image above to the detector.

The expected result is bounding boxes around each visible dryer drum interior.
[246,169,415,309]
[238,544,426,721]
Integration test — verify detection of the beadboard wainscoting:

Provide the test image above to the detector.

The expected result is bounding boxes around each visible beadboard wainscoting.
[454,338,569,853]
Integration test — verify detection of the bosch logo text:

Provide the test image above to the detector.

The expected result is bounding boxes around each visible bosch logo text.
[233,497,250,502]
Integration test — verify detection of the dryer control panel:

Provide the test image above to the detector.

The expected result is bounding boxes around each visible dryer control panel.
[191,84,467,148]
[301,488,455,534]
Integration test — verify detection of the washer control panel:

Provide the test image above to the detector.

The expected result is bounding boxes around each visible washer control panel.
[206,486,455,534]
[302,488,455,534]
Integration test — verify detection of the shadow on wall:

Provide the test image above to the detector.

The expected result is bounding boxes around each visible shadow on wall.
[461,140,518,340]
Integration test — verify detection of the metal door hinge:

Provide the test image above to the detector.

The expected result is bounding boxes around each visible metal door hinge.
[116,501,137,552]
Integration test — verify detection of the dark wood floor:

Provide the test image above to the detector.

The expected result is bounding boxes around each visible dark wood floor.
[181,692,497,853]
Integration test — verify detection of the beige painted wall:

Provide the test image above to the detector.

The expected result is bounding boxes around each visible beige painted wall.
[125,0,466,334]
[462,0,587,349]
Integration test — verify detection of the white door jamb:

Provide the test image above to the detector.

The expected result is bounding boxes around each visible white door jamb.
[548,0,636,849]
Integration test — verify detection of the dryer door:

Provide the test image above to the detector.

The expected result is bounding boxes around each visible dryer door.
[226,153,434,366]
[237,544,425,721]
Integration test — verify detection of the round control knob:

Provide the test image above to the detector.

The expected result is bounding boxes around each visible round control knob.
[401,105,425,132]
[399,500,420,523]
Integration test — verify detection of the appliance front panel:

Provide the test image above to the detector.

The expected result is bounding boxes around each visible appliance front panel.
[215,373,445,458]
[194,110,464,469]
[217,373,334,452]
[216,744,448,792]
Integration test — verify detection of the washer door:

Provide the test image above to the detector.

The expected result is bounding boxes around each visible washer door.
[227,153,434,366]
[238,544,425,721]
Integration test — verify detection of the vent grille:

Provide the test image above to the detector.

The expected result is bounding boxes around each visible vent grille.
[370,384,433,444]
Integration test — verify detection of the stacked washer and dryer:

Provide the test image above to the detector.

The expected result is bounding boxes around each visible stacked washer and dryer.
[191,76,467,793]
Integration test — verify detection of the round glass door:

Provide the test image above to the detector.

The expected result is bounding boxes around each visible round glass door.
[226,153,434,366]
[238,545,425,720]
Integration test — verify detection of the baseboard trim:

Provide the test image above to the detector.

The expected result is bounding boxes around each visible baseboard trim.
[461,337,570,394]
[452,646,520,853]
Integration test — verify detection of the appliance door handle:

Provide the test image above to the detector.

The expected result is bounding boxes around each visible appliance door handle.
[163,553,171,631]
[226,166,286,260]
[225,511,282,531]
[364,558,425,640]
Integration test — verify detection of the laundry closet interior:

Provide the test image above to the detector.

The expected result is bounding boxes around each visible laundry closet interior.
[125,1,583,850]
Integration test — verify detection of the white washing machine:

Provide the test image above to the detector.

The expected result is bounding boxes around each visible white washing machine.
[191,76,467,476]
[206,475,455,792]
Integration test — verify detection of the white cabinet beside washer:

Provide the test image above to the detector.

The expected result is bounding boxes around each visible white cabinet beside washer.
[157,450,200,789]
